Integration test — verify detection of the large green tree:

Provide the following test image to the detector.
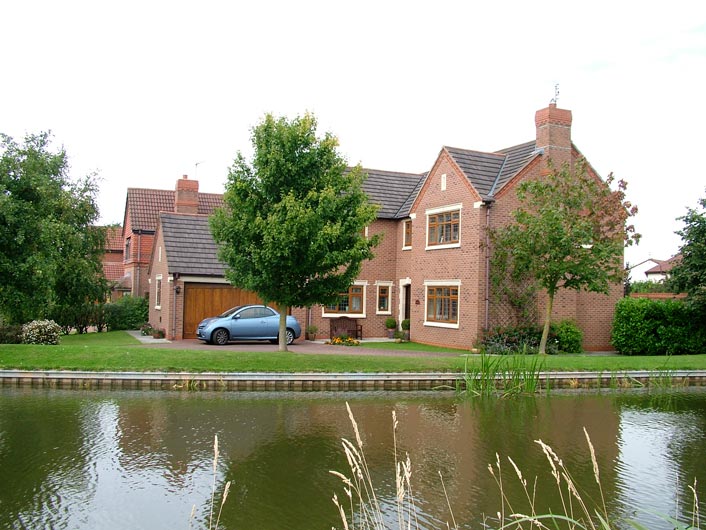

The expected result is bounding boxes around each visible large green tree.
[210,113,379,351]
[669,193,706,315]
[0,132,105,324]
[491,159,639,353]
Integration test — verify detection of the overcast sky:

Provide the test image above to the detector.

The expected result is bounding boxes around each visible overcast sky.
[2,0,705,267]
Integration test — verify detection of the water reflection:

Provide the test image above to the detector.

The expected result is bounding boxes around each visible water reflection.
[0,388,704,529]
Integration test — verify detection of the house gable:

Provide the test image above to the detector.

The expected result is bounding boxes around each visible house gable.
[410,148,481,214]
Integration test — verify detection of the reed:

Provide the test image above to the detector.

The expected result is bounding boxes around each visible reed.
[459,353,546,397]
[189,434,231,530]
[331,403,701,530]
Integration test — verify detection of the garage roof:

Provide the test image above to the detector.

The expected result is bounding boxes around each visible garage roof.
[159,212,224,277]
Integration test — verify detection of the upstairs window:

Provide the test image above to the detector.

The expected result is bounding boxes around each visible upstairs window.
[403,220,412,248]
[427,210,460,246]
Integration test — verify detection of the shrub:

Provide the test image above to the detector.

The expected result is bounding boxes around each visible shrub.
[481,325,554,355]
[21,319,62,345]
[401,319,410,331]
[551,319,583,353]
[104,296,149,331]
[385,317,397,329]
[612,297,706,355]
[0,323,22,344]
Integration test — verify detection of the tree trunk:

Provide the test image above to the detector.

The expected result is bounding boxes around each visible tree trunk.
[539,292,555,355]
[278,307,289,352]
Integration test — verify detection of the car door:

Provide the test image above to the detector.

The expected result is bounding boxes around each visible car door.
[256,307,278,339]
[229,307,261,339]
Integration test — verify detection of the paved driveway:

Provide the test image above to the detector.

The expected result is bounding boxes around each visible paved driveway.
[129,332,458,358]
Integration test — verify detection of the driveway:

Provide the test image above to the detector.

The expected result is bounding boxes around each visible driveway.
[129,332,458,358]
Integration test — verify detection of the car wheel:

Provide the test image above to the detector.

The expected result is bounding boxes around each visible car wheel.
[285,328,295,345]
[212,328,229,346]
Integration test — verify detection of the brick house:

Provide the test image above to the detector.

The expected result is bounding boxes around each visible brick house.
[101,226,130,301]
[121,176,223,299]
[129,103,622,349]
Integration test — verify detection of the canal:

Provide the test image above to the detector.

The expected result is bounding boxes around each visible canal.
[0,387,704,529]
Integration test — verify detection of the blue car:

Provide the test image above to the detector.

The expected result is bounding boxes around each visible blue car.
[196,304,302,345]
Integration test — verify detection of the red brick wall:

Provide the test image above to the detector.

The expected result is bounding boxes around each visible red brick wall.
[122,212,154,298]
[489,151,622,351]
[402,152,486,349]
[306,219,400,339]
[147,229,172,336]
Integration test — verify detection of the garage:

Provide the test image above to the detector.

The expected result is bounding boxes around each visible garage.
[182,284,262,339]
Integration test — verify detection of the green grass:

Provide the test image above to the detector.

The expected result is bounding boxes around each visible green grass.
[0,331,705,373]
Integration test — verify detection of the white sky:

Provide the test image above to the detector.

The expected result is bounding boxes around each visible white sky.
[2,0,705,267]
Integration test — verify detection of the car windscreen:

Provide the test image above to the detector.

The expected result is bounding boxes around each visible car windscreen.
[218,306,243,318]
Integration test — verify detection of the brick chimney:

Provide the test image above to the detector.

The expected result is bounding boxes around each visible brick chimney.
[175,175,199,214]
[535,103,572,172]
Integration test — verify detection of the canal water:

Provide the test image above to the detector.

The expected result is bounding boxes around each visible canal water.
[0,387,704,530]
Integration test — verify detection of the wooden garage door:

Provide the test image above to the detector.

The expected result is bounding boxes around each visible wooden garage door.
[183,284,262,339]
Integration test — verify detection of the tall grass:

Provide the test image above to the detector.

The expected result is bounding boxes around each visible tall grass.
[189,435,231,530]
[330,403,701,530]
[459,353,546,397]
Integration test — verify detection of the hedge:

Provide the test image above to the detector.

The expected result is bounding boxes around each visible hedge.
[611,297,706,355]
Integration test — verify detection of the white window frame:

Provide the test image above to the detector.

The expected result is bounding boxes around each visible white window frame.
[423,279,461,329]
[425,204,462,250]
[322,280,368,318]
[375,281,393,315]
[155,274,162,310]
[402,219,412,250]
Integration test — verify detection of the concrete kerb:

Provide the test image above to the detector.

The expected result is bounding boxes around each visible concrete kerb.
[1,368,705,392]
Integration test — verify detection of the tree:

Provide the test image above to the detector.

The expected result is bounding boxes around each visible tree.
[669,194,706,315]
[50,225,110,333]
[491,158,639,354]
[0,132,105,324]
[210,113,379,351]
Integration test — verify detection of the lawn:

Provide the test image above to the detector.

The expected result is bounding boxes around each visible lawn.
[0,331,705,373]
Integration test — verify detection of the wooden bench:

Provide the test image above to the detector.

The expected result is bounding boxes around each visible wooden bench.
[329,317,363,340]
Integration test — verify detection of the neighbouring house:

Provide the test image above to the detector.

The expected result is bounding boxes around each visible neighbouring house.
[121,176,223,299]
[628,255,681,283]
[131,103,622,350]
[644,255,681,283]
[101,226,129,301]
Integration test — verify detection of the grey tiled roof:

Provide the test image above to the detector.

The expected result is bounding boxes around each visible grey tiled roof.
[444,147,507,198]
[160,213,224,276]
[491,141,540,195]
[126,188,224,232]
[361,169,426,219]
[445,140,539,200]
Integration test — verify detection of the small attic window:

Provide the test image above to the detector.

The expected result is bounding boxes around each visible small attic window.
[441,173,447,191]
